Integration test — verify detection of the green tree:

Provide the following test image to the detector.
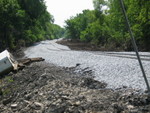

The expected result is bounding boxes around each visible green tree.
[0,0,25,50]
[0,0,64,51]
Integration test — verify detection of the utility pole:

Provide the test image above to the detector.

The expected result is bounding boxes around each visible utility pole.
[119,0,150,93]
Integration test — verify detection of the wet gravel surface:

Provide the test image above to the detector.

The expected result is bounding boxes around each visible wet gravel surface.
[25,40,150,90]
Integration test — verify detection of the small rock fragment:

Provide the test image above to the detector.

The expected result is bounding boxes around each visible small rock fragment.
[32,102,44,110]
[75,101,81,106]
[11,104,18,109]
[76,63,81,67]
[127,105,134,110]
[3,98,12,105]
[24,100,31,104]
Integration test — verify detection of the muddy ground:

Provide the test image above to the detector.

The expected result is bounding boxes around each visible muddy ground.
[56,39,124,51]
[1,62,150,113]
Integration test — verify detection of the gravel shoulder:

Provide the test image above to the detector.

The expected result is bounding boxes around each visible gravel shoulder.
[1,62,150,113]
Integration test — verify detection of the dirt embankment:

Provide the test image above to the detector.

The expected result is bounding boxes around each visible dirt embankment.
[0,62,150,113]
[57,39,124,51]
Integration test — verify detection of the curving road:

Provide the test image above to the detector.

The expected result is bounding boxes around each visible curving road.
[25,40,150,90]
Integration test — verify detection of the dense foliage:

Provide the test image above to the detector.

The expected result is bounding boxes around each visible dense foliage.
[65,0,150,51]
[0,0,64,51]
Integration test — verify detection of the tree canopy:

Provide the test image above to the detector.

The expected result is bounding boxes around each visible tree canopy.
[1,0,149,51]
[65,0,150,51]
[0,0,64,51]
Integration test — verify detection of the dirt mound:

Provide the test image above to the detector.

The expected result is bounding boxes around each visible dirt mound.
[0,62,150,113]
[57,39,123,51]
[57,39,102,51]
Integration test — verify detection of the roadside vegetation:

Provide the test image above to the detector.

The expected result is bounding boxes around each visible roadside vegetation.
[65,0,150,51]
[0,0,65,52]
[0,0,149,52]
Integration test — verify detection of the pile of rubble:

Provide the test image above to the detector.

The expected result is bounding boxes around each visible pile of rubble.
[0,62,150,112]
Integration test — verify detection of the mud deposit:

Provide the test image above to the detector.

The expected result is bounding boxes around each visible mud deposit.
[56,39,114,51]
[0,62,150,113]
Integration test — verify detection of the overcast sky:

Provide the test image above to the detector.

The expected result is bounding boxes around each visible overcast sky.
[45,0,94,27]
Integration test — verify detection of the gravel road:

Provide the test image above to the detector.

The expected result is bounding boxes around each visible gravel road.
[25,40,150,90]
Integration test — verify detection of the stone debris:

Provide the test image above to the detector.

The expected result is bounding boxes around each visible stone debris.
[0,62,150,113]
[11,104,18,109]
[127,105,134,110]
[31,102,44,110]
[25,40,150,90]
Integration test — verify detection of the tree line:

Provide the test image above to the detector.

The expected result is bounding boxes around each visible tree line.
[65,0,150,51]
[0,0,64,52]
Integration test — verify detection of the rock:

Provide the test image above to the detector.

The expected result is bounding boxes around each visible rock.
[127,105,134,110]
[76,63,81,67]
[142,108,149,112]
[61,96,70,100]
[113,104,124,113]
[24,100,31,104]
[39,93,44,96]
[2,97,12,105]
[46,106,66,113]
[123,86,127,88]
[31,102,44,110]
[52,99,62,105]
[81,77,107,89]
[74,101,81,106]
[130,109,139,113]
[25,93,32,100]
[11,104,18,109]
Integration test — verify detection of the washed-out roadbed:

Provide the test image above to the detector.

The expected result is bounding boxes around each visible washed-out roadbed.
[25,40,150,90]
[1,62,150,113]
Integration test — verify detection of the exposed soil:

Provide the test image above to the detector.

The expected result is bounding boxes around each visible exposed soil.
[1,62,150,113]
[57,39,124,51]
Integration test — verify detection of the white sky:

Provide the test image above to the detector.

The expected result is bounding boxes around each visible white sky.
[45,0,94,27]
